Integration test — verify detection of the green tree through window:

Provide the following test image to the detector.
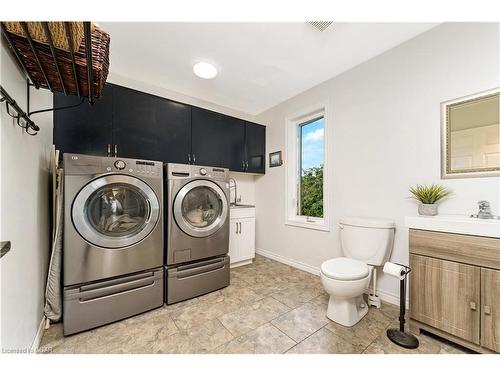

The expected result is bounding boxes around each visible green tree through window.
[300,165,323,217]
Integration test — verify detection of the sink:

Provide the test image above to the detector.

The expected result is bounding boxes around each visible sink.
[405,215,500,238]
[230,203,255,208]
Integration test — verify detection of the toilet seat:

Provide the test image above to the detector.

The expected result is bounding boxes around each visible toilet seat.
[321,257,369,281]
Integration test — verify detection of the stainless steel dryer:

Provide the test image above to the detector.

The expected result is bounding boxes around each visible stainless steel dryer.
[165,163,230,304]
[63,153,164,335]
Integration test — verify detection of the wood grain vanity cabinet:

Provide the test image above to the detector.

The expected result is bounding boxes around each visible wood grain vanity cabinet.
[409,229,500,353]
[481,268,500,352]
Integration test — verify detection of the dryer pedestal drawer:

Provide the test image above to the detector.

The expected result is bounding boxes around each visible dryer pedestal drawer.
[166,256,229,304]
[63,268,164,335]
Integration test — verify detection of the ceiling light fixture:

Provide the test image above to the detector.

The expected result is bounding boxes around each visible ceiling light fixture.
[193,62,217,79]
[308,21,334,32]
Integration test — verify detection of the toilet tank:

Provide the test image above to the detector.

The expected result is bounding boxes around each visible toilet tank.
[339,217,396,266]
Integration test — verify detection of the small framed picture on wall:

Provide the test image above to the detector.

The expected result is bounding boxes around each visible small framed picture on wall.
[269,151,283,167]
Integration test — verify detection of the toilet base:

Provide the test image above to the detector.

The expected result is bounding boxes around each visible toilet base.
[326,295,368,327]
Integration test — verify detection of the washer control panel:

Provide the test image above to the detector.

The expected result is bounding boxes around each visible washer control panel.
[135,160,161,177]
[64,153,162,178]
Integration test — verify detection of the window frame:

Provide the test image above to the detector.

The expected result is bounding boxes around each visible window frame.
[285,104,330,232]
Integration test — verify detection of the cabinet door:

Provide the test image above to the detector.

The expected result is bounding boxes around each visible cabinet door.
[53,85,113,156]
[409,254,480,344]
[238,218,256,261]
[481,268,500,352]
[245,122,266,174]
[228,219,240,263]
[191,107,245,170]
[113,85,191,163]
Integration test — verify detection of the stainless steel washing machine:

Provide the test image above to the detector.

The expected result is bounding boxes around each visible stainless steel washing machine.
[165,163,230,304]
[63,153,164,335]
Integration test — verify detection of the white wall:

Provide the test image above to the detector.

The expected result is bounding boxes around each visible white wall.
[0,41,53,350]
[229,172,257,205]
[254,23,500,302]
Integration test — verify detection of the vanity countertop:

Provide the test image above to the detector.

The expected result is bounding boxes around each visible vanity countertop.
[405,215,500,238]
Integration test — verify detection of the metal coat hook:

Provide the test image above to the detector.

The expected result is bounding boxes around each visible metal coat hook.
[0,84,39,135]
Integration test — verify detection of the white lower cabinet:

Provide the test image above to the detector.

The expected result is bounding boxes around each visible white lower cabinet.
[229,207,256,266]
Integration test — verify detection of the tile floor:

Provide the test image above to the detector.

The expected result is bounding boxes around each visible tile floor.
[40,255,471,354]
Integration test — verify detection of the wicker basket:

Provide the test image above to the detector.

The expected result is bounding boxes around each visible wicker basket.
[3,22,85,52]
[3,22,109,99]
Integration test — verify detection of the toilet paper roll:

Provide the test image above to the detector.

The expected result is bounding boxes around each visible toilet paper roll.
[383,262,407,280]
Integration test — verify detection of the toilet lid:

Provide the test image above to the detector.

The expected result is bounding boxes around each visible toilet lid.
[321,257,370,281]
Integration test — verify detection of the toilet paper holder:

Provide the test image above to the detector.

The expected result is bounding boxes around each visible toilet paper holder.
[383,262,419,350]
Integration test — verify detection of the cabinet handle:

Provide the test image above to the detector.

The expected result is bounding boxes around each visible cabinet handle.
[114,144,118,157]
[235,222,238,234]
[239,222,242,234]
[107,144,111,157]
[242,161,245,170]
[193,154,196,163]
[484,305,491,315]
[470,301,477,311]
[188,154,191,164]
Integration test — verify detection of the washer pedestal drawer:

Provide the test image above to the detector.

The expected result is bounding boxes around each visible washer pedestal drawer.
[63,267,164,336]
[166,255,229,304]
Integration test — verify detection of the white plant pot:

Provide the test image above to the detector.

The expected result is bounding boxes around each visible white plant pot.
[418,203,438,216]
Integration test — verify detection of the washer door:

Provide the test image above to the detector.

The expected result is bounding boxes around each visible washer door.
[72,175,160,248]
[173,180,228,238]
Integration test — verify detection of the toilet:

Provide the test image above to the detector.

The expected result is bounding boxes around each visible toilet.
[320,217,395,327]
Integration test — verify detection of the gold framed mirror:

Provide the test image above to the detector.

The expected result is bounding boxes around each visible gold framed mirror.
[441,88,500,179]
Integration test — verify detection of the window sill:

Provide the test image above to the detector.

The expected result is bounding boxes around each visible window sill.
[285,219,330,232]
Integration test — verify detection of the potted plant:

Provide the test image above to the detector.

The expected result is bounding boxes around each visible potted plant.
[409,184,450,216]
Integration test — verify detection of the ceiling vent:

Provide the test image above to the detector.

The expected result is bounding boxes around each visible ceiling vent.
[308,21,333,32]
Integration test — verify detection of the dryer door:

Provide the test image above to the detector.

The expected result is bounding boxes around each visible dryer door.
[173,180,228,238]
[72,175,160,248]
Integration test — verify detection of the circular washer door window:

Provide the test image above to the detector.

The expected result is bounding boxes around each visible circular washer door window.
[173,180,228,238]
[72,175,160,248]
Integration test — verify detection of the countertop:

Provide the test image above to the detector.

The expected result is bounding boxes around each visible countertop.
[405,215,500,238]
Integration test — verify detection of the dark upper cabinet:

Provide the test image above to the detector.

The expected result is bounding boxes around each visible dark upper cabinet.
[54,83,265,173]
[191,107,246,171]
[53,85,113,156]
[112,86,191,163]
[245,121,266,174]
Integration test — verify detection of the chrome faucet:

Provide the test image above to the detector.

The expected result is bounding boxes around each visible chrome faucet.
[471,200,497,219]
[228,178,238,206]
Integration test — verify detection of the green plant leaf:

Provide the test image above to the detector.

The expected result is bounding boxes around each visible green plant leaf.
[409,184,451,204]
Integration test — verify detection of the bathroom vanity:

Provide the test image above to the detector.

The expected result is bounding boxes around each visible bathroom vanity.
[406,215,500,353]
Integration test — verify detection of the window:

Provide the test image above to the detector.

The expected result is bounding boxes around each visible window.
[286,106,329,231]
[299,117,324,218]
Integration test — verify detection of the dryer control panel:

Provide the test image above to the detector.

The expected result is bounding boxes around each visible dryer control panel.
[166,163,229,181]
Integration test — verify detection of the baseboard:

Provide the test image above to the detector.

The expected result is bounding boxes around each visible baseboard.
[230,258,253,268]
[256,248,320,275]
[375,289,409,309]
[256,247,409,308]
[30,316,46,353]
